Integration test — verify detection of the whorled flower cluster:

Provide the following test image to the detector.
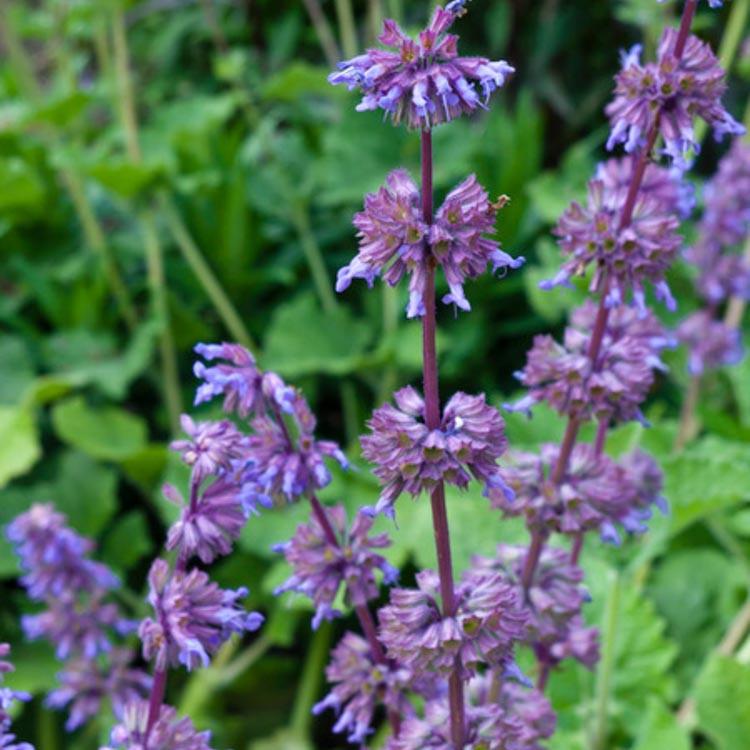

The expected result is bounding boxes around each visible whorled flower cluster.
[677,310,743,375]
[140,559,263,671]
[491,444,667,545]
[506,301,672,425]
[328,2,514,129]
[102,700,214,750]
[362,386,514,517]
[544,172,681,309]
[1,644,33,750]
[313,632,415,745]
[336,169,523,318]
[274,505,399,628]
[606,27,744,162]
[379,568,527,678]
[477,545,599,669]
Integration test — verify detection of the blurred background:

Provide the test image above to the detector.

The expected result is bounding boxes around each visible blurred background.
[0,0,749,748]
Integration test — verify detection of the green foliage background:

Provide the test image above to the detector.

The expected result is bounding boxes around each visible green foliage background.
[0,0,749,748]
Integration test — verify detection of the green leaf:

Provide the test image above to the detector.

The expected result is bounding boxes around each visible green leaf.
[101,511,153,571]
[632,699,690,750]
[51,396,148,461]
[87,159,165,199]
[2,642,58,695]
[0,336,35,404]
[263,293,372,377]
[0,157,46,213]
[0,405,40,488]
[695,654,750,750]
[261,63,331,101]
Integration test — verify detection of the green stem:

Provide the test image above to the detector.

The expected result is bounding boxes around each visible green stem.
[301,0,340,69]
[290,622,333,737]
[591,569,622,750]
[368,0,384,43]
[334,0,358,59]
[694,0,749,144]
[161,194,256,351]
[38,699,59,750]
[674,373,702,451]
[111,3,182,431]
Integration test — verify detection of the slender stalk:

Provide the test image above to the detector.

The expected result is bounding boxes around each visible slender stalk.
[570,533,584,565]
[334,0,358,59]
[675,373,702,451]
[111,4,182,431]
[724,235,750,328]
[198,0,228,54]
[593,417,609,456]
[301,0,340,69]
[590,570,621,750]
[368,0,384,43]
[145,667,168,736]
[522,529,546,593]
[420,128,466,748]
[291,622,333,737]
[161,195,256,350]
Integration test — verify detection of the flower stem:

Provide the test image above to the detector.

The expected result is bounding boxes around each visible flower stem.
[145,666,168,737]
[291,621,333,737]
[593,417,609,456]
[334,0,358,59]
[301,0,340,68]
[675,373,702,451]
[420,128,466,749]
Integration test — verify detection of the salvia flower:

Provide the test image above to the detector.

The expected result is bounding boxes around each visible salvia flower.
[164,478,248,565]
[0,644,33,750]
[506,301,671,425]
[193,343,295,417]
[103,700,213,750]
[477,546,599,669]
[7,504,118,601]
[362,386,513,517]
[336,169,522,318]
[379,568,526,678]
[328,3,514,129]
[140,559,263,671]
[313,632,414,745]
[274,506,398,629]
[606,28,744,161]
[677,311,743,375]
[491,444,665,543]
[46,649,151,732]
[545,175,681,309]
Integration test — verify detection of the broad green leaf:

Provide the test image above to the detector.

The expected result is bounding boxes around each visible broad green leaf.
[2,642,58,695]
[87,159,165,199]
[695,654,750,750]
[0,405,40,488]
[120,444,169,494]
[51,396,148,461]
[0,336,35,404]
[263,293,372,377]
[261,63,331,101]
[0,157,46,213]
[250,729,312,750]
[632,699,690,750]
[101,511,152,571]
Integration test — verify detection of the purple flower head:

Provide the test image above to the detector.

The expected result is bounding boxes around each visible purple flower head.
[379,568,526,678]
[336,170,522,318]
[139,559,263,671]
[193,343,295,418]
[164,477,248,565]
[545,175,681,308]
[328,3,514,129]
[0,644,32,750]
[606,28,744,161]
[595,155,694,219]
[274,506,398,629]
[22,596,133,661]
[386,695,528,750]
[362,387,513,517]
[7,504,118,601]
[677,311,743,375]
[103,700,213,750]
[241,392,347,505]
[313,632,414,745]
[492,445,666,543]
[506,301,672,425]
[170,415,249,485]
[46,649,151,732]
[477,545,600,669]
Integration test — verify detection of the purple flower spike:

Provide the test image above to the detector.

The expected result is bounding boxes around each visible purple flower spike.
[0,644,33,750]
[677,311,743,375]
[7,504,118,601]
[549,175,681,307]
[274,506,398,629]
[328,3,514,129]
[314,632,414,745]
[46,649,151,732]
[338,170,521,317]
[103,700,213,750]
[140,560,263,671]
[379,568,526,678]
[165,478,247,565]
[362,387,512,516]
[606,28,744,161]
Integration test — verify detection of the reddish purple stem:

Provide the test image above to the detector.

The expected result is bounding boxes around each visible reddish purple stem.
[420,128,466,748]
